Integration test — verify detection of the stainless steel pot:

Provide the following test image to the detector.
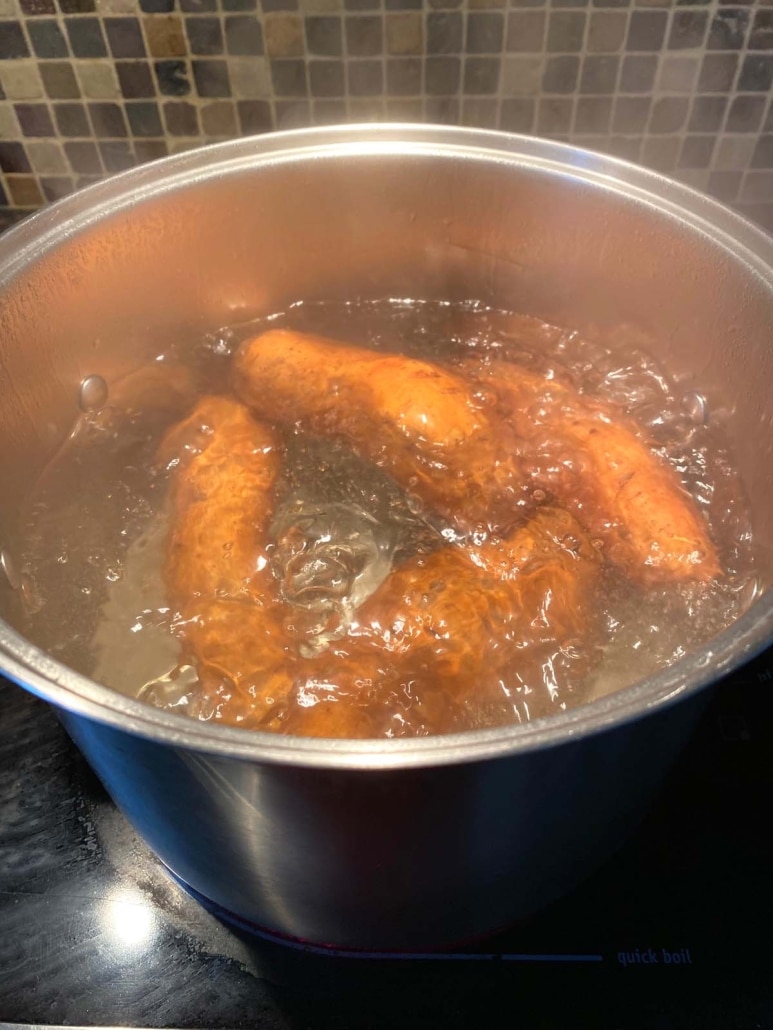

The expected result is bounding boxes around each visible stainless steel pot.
[1,126,771,950]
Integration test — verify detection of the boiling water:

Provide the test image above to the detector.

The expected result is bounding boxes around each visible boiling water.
[6,300,758,735]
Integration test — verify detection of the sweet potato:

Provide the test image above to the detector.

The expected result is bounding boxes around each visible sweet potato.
[465,359,719,584]
[234,329,522,531]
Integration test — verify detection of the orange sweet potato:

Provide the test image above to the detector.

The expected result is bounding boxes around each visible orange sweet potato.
[159,396,291,723]
[465,359,719,585]
[233,329,522,531]
[278,508,601,737]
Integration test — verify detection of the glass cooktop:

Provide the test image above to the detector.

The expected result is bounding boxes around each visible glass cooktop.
[0,647,771,1030]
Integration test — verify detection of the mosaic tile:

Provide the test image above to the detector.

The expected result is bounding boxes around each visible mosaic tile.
[1,0,772,223]
[125,97,162,132]
[40,60,81,97]
[428,11,462,53]
[104,16,146,57]
[687,92,726,131]
[1,62,45,98]
[27,20,70,58]
[75,58,119,96]
[668,9,708,50]
[726,93,766,133]
[65,16,108,58]
[0,21,30,58]
[657,53,698,91]
[345,14,382,55]
[586,10,625,52]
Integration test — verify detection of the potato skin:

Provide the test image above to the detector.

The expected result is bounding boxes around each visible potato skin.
[465,359,720,585]
[159,396,291,725]
[234,329,522,531]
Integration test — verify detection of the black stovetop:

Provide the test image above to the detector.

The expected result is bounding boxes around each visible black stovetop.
[0,650,771,1030]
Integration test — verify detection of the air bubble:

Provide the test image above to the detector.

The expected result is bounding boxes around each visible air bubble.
[138,663,199,710]
[735,574,762,612]
[20,573,42,614]
[203,331,235,358]
[271,498,394,654]
[0,548,20,590]
[684,392,708,426]
[79,374,109,413]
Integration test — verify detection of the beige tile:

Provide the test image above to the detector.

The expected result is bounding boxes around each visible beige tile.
[468,0,506,8]
[275,100,311,129]
[385,98,423,122]
[675,168,709,192]
[25,140,69,176]
[201,100,237,137]
[641,135,680,171]
[0,62,44,101]
[573,136,611,154]
[0,0,18,16]
[76,61,119,99]
[0,103,21,140]
[501,56,542,97]
[264,14,304,58]
[229,57,270,99]
[587,12,627,54]
[96,0,137,12]
[348,98,385,122]
[714,136,756,171]
[143,15,187,59]
[169,140,200,155]
[657,56,699,94]
[386,13,423,56]
[462,97,499,128]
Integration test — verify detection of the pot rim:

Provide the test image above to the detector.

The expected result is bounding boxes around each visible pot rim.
[1,123,771,770]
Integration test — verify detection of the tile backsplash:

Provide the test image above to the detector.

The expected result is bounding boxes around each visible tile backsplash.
[1,0,772,232]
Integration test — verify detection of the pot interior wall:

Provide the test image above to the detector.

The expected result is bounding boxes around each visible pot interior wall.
[1,149,772,579]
